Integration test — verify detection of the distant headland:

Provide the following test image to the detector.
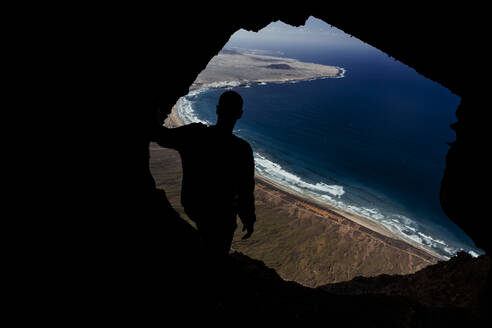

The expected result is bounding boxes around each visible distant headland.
[190,48,344,91]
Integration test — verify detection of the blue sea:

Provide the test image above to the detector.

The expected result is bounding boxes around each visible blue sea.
[174,40,482,259]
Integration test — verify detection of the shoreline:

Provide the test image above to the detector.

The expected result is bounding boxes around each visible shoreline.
[166,92,444,262]
[254,174,444,262]
[192,50,343,90]
[189,68,345,92]
[164,50,446,262]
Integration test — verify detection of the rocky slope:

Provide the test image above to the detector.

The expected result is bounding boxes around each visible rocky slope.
[149,146,490,325]
[320,251,490,309]
[199,251,490,326]
[150,145,439,287]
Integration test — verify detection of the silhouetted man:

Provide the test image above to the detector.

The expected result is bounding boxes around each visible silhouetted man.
[153,90,256,263]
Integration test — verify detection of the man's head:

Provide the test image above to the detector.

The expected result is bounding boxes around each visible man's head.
[216,90,243,121]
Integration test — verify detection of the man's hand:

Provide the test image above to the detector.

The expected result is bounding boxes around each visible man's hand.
[241,222,254,240]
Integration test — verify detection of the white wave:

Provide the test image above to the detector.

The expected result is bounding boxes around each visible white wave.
[359,207,385,220]
[254,153,344,198]
[417,232,447,246]
[444,246,458,256]
[174,95,211,125]
[402,231,424,245]
[335,67,346,78]
[346,206,386,221]
[404,226,417,232]
[468,250,480,258]
[381,217,455,255]
[187,88,208,97]
[202,80,244,89]
[319,200,472,259]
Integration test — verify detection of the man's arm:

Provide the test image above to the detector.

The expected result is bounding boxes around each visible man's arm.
[151,123,204,150]
[151,126,180,149]
[238,143,256,239]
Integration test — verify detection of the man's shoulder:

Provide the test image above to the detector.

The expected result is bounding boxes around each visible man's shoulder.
[182,122,207,130]
[167,122,208,150]
[232,134,253,153]
[175,122,208,135]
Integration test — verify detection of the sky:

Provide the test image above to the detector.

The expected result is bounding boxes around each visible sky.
[225,16,367,50]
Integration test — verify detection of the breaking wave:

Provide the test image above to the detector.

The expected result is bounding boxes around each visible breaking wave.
[336,67,346,78]
[254,153,345,198]
[252,153,470,259]
[174,89,213,125]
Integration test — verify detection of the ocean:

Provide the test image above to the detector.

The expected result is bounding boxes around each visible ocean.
[174,41,482,259]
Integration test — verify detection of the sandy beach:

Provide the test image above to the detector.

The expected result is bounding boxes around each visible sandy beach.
[253,175,443,262]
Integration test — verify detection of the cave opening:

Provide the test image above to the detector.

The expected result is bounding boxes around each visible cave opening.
[151,16,482,287]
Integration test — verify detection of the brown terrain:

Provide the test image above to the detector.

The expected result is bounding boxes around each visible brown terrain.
[149,142,490,324]
[150,141,441,287]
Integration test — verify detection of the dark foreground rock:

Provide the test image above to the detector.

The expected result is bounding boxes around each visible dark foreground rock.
[191,251,491,326]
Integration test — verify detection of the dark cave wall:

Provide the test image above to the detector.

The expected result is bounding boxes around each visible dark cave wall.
[107,4,488,254]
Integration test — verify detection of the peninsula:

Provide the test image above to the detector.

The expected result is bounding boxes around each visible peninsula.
[191,48,343,90]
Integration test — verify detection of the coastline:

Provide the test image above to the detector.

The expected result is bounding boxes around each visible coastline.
[163,50,446,263]
[165,95,444,263]
[165,105,184,127]
[192,51,343,90]
[253,174,444,262]
[189,69,345,92]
